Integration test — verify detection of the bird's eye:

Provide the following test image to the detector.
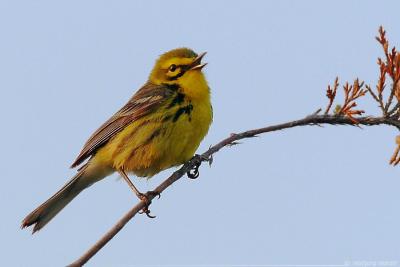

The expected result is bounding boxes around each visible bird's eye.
[169,64,177,72]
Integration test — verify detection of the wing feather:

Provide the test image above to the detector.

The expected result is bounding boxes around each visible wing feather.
[70,82,175,168]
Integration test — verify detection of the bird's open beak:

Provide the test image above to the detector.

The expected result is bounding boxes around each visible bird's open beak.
[190,52,207,71]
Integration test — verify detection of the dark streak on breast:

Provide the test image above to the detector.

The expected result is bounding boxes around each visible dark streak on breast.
[173,104,193,122]
[167,92,185,109]
[165,83,180,91]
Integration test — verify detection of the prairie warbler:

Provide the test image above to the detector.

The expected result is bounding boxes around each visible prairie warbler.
[22,48,212,233]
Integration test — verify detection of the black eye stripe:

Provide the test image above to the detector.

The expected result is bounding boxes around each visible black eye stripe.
[168,65,189,80]
[169,70,185,80]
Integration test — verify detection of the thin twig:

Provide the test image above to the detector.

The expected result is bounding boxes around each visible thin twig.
[68,113,400,266]
[324,77,339,115]
[388,101,400,117]
[385,83,396,113]
[366,84,386,114]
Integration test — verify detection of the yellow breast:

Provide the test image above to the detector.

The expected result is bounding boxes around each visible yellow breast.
[93,71,212,177]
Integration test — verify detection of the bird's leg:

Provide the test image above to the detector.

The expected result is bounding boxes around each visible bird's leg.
[118,169,159,218]
[118,169,145,199]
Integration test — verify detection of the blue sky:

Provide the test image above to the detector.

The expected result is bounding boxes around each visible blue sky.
[1,0,400,266]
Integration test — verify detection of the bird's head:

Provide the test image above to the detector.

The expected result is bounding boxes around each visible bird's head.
[149,48,207,85]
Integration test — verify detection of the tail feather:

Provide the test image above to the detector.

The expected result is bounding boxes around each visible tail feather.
[22,165,95,233]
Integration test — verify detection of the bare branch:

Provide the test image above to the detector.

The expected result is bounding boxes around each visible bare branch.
[68,113,400,266]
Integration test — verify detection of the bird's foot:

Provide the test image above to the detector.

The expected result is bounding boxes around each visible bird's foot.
[137,191,160,218]
[187,154,211,179]
[187,163,200,179]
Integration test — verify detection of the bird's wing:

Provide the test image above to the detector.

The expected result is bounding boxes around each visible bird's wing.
[70,82,175,168]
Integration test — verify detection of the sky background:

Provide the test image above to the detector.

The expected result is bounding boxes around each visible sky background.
[1,0,400,266]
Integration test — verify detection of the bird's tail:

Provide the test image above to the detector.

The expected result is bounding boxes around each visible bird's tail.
[21,164,110,233]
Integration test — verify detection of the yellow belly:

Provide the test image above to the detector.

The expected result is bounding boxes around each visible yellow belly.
[92,98,212,177]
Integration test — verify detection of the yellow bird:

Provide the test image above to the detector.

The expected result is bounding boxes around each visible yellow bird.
[22,48,212,233]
